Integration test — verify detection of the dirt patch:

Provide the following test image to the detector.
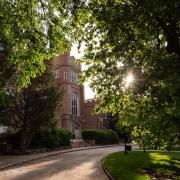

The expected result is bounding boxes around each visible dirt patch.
[145,168,180,180]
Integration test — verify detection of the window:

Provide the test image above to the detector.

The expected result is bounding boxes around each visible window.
[64,72,68,80]
[54,68,59,79]
[71,71,78,84]
[72,93,79,115]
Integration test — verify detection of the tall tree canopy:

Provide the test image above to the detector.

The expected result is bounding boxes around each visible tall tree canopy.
[74,0,180,148]
[0,0,77,101]
[0,0,76,147]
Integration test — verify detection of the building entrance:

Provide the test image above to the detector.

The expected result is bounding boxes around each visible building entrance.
[75,124,81,139]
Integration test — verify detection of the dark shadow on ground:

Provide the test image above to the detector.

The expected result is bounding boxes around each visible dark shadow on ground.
[145,152,180,179]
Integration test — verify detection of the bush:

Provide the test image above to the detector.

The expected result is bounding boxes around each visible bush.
[82,129,119,144]
[30,128,71,149]
[0,131,21,148]
[0,128,71,149]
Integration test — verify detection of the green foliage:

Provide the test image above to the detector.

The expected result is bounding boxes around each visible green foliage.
[72,0,180,149]
[0,128,71,149]
[0,0,77,100]
[82,129,119,144]
[103,151,180,180]
[30,128,71,149]
[0,61,63,149]
[0,131,21,148]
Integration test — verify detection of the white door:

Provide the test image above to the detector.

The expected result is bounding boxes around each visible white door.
[75,125,81,139]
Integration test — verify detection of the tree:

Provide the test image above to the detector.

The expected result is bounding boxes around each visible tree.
[73,0,180,148]
[103,113,119,131]
[0,0,77,104]
[0,61,63,149]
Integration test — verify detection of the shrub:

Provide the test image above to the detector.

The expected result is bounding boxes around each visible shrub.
[82,129,119,144]
[0,131,21,148]
[30,128,71,149]
[0,128,71,149]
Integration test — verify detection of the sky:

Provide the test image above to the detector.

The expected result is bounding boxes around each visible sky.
[70,44,95,100]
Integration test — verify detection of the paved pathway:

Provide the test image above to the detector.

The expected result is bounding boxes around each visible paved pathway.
[0,146,124,180]
[0,145,121,170]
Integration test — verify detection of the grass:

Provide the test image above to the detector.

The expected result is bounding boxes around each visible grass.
[102,151,180,180]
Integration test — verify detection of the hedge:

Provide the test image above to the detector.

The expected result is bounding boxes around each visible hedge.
[0,131,21,148]
[30,128,71,149]
[0,128,71,149]
[82,129,119,144]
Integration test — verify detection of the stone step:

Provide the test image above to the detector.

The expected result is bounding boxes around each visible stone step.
[70,139,95,148]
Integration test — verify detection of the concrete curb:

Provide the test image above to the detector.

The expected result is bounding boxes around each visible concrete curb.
[101,144,138,180]
[0,144,121,171]
[101,161,115,180]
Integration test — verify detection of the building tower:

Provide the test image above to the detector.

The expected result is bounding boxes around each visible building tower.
[52,52,84,138]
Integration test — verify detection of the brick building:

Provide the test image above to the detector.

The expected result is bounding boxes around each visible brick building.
[82,99,104,129]
[52,52,105,138]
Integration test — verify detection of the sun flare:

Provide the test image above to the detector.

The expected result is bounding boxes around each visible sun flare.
[124,73,134,87]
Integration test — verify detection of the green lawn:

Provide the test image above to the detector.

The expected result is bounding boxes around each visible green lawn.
[102,151,180,180]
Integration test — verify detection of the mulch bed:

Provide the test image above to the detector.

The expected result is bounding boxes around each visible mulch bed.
[145,168,180,180]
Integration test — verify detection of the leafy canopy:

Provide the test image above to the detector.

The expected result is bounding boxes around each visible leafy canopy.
[73,0,180,148]
[0,0,76,91]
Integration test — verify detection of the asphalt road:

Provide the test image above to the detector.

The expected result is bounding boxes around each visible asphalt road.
[0,146,123,180]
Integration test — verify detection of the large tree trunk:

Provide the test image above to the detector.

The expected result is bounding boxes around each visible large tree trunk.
[19,126,29,150]
[143,146,146,154]
[19,88,30,150]
[155,16,180,54]
[26,128,36,148]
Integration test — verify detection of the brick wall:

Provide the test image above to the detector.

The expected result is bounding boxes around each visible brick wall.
[82,99,104,129]
[52,52,105,137]
[52,52,84,137]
